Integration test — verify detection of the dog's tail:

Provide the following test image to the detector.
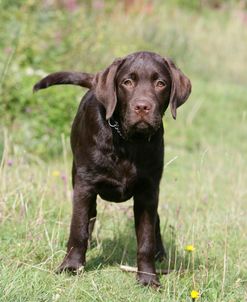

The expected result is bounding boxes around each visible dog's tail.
[33,71,94,92]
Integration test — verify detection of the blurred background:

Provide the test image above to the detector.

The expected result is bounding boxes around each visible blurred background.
[1,0,247,158]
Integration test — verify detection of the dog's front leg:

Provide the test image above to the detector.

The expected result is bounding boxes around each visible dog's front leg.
[57,179,96,273]
[133,189,160,287]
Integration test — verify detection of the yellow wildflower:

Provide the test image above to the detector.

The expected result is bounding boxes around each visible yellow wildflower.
[191,290,200,299]
[185,245,195,252]
[52,170,60,177]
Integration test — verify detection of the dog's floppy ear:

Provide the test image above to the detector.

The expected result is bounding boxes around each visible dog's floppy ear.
[93,58,125,120]
[33,71,94,92]
[164,58,192,119]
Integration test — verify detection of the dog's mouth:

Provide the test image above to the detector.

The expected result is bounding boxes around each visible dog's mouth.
[134,120,151,130]
[126,120,157,138]
[120,113,162,139]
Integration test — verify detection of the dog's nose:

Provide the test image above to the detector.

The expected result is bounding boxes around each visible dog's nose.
[134,101,152,115]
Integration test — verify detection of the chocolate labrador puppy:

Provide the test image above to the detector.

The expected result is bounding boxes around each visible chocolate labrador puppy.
[33,51,191,287]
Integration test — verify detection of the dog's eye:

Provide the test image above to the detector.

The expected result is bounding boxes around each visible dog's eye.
[122,79,133,87]
[156,80,167,88]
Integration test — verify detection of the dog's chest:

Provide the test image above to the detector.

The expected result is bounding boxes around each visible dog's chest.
[94,153,138,202]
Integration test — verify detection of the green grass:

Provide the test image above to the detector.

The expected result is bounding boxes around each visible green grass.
[1,1,247,156]
[1,77,247,301]
[1,1,247,301]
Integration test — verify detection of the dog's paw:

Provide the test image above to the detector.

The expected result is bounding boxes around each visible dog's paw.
[56,259,84,275]
[137,273,161,289]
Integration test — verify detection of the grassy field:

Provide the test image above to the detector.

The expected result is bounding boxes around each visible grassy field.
[1,1,247,301]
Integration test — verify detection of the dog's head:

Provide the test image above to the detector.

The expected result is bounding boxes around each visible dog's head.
[33,51,191,138]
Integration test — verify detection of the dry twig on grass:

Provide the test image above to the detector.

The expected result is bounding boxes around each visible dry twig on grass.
[120,265,175,275]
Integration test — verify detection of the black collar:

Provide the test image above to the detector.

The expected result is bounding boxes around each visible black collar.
[108,118,125,140]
